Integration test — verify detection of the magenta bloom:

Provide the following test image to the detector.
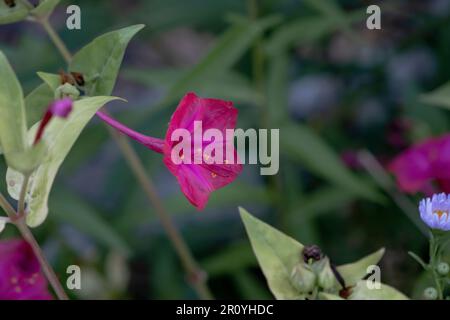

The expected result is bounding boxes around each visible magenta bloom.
[34,98,73,145]
[389,134,450,194]
[97,92,243,209]
[0,239,52,300]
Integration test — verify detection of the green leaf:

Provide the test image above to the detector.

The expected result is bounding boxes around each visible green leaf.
[0,50,28,169]
[336,248,385,287]
[7,96,121,227]
[158,17,279,109]
[281,123,381,202]
[31,0,60,18]
[37,72,60,91]
[421,82,450,109]
[51,189,131,256]
[239,207,304,299]
[69,25,145,96]
[0,0,29,25]
[348,280,409,300]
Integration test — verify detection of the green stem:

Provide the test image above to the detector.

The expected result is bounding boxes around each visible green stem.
[40,19,73,64]
[430,233,444,300]
[38,19,213,299]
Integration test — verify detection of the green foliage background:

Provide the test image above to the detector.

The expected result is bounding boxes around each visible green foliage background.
[1,0,449,299]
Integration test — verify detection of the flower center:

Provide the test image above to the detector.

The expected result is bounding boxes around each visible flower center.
[433,210,448,219]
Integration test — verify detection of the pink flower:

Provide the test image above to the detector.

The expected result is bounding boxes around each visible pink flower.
[0,239,52,300]
[388,134,450,194]
[34,98,73,145]
[97,92,243,209]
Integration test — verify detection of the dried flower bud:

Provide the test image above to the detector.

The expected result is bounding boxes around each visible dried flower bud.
[290,263,316,294]
[302,245,323,263]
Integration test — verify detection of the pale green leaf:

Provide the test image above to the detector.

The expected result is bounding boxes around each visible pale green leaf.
[37,72,60,91]
[69,25,145,96]
[31,0,60,18]
[239,207,304,299]
[281,123,381,202]
[348,280,409,300]
[337,248,385,287]
[7,96,121,227]
[0,0,29,25]
[0,50,28,168]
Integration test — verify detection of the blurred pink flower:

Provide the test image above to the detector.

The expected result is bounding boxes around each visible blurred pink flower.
[34,98,73,145]
[388,134,450,194]
[0,239,52,300]
[97,92,243,210]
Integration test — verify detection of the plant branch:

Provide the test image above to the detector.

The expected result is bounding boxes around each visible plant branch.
[40,19,73,64]
[38,19,213,299]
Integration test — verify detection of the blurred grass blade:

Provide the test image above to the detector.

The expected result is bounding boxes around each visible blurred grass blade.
[157,16,279,110]
[51,189,131,256]
[420,82,450,109]
[266,11,364,56]
[302,0,360,40]
[280,123,381,202]
[357,150,428,236]
[202,242,257,276]
[124,68,261,105]
[287,186,356,224]
[267,50,289,124]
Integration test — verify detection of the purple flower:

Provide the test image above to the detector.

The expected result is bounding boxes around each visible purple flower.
[0,239,52,300]
[419,193,450,231]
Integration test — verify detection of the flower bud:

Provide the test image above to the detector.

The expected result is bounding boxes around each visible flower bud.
[436,262,449,276]
[423,287,438,300]
[290,263,316,293]
[55,83,80,100]
[316,258,336,290]
[302,245,323,263]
